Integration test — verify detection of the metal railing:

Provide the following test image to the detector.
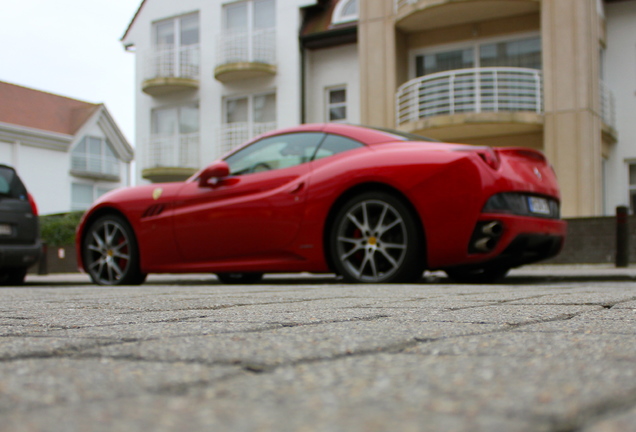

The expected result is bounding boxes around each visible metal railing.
[395,0,417,12]
[144,44,200,81]
[219,122,277,155]
[71,154,119,177]
[216,28,276,67]
[146,133,200,169]
[396,67,543,125]
[600,81,616,130]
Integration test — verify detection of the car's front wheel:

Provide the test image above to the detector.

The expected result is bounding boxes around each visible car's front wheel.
[329,192,423,283]
[83,215,146,286]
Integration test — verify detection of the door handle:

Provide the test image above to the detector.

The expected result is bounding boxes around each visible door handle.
[289,182,305,194]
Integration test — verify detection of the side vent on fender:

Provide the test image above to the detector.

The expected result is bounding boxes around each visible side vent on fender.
[142,204,166,219]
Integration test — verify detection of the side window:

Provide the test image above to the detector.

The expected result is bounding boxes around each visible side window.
[225,132,325,175]
[313,134,364,161]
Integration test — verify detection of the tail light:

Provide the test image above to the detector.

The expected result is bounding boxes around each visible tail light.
[27,193,38,216]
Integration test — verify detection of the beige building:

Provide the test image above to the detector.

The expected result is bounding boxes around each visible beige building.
[357,0,617,218]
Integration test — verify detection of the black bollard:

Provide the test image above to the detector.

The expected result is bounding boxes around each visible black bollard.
[616,206,629,268]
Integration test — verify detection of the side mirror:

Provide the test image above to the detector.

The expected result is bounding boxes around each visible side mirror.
[198,161,230,187]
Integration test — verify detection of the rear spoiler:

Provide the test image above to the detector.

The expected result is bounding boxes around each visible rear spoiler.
[495,147,547,163]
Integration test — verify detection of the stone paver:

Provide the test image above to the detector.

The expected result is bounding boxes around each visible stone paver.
[1,266,636,431]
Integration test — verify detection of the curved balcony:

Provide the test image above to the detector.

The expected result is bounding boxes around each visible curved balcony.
[142,45,200,96]
[396,67,543,140]
[394,0,539,33]
[142,133,200,183]
[214,29,277,83]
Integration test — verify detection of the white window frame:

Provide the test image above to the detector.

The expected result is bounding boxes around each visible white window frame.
[71,183,113,211]
[151,12,200,78]
[325,86,347,123]
[332,0,358,25]
[408,31,541,79]
[71,136,119,177]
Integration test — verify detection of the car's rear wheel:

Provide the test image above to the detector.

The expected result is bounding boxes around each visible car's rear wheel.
[445,266,509,284]
[0,268,27,285]
[330,192,423,283]
[83,215,146,286]
[216,273,264,284]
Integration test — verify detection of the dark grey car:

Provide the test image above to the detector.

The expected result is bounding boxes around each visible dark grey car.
[0,165,41,284]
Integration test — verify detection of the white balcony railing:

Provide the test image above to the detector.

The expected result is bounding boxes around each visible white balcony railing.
[216,28,276,67]
[71,154,119,177]
[219,122,277,155]
[144,44,200,81]
[396,67,543,125]
[600,81,616,130]
[146,133,200,169]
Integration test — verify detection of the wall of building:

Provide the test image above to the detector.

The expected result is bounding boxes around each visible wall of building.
[0,140,70,215]
[305,43,360,124]
[604,0,636,214]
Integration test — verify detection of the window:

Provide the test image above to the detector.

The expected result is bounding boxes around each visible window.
[152,13,199,78]
[222,92,277,153]
[225,133,325,175]
[332,0,358,24]
[313,134,364,161]
[71,183,112,211]
[224,0,275,34]
[327,87,347,122]
[630,163,636,213]
[71,136,119,177]
[414,35,541,78]
[150,105,200,168]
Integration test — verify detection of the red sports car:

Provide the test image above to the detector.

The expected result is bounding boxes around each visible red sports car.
[76,123,566,285]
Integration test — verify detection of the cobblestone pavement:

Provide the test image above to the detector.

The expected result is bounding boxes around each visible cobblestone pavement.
[1,266,636,432]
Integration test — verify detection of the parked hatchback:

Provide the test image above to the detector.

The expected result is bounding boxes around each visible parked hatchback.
[0,165,41,284]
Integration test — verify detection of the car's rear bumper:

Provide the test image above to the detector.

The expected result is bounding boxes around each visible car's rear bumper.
[442,214,566,270]
[0,241,42,269]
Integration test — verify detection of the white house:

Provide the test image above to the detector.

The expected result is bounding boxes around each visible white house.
[0,81,134,215]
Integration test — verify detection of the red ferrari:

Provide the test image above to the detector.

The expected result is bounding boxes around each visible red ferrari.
[76,123,566,285]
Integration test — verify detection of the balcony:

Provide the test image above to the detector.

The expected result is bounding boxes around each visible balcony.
[396,67,543,140]
[214,29,277,83]
[394,0,539,33]
[70,155,120,182]
[142,45,200,96]
[219,122,277,155]
[142,133,200,183]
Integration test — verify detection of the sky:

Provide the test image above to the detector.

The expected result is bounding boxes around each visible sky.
[1,0,142,143]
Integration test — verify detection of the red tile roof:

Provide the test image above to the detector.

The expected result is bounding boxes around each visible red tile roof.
[0,81,101,136]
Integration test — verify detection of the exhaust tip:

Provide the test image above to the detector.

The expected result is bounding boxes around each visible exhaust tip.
[482,221,503,237]
[474,237,497,252]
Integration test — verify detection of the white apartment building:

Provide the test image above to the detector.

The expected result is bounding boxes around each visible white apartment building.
[122,0,359,184]
[122,0,636,218]
[0,81,134,215]
[604,0,636,215]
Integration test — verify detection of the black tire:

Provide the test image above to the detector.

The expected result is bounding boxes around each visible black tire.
[445,266,510,284]
[82,215,146,286]
[216,272,264,284]
[329,191,424,283]
[0,267,27,285]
